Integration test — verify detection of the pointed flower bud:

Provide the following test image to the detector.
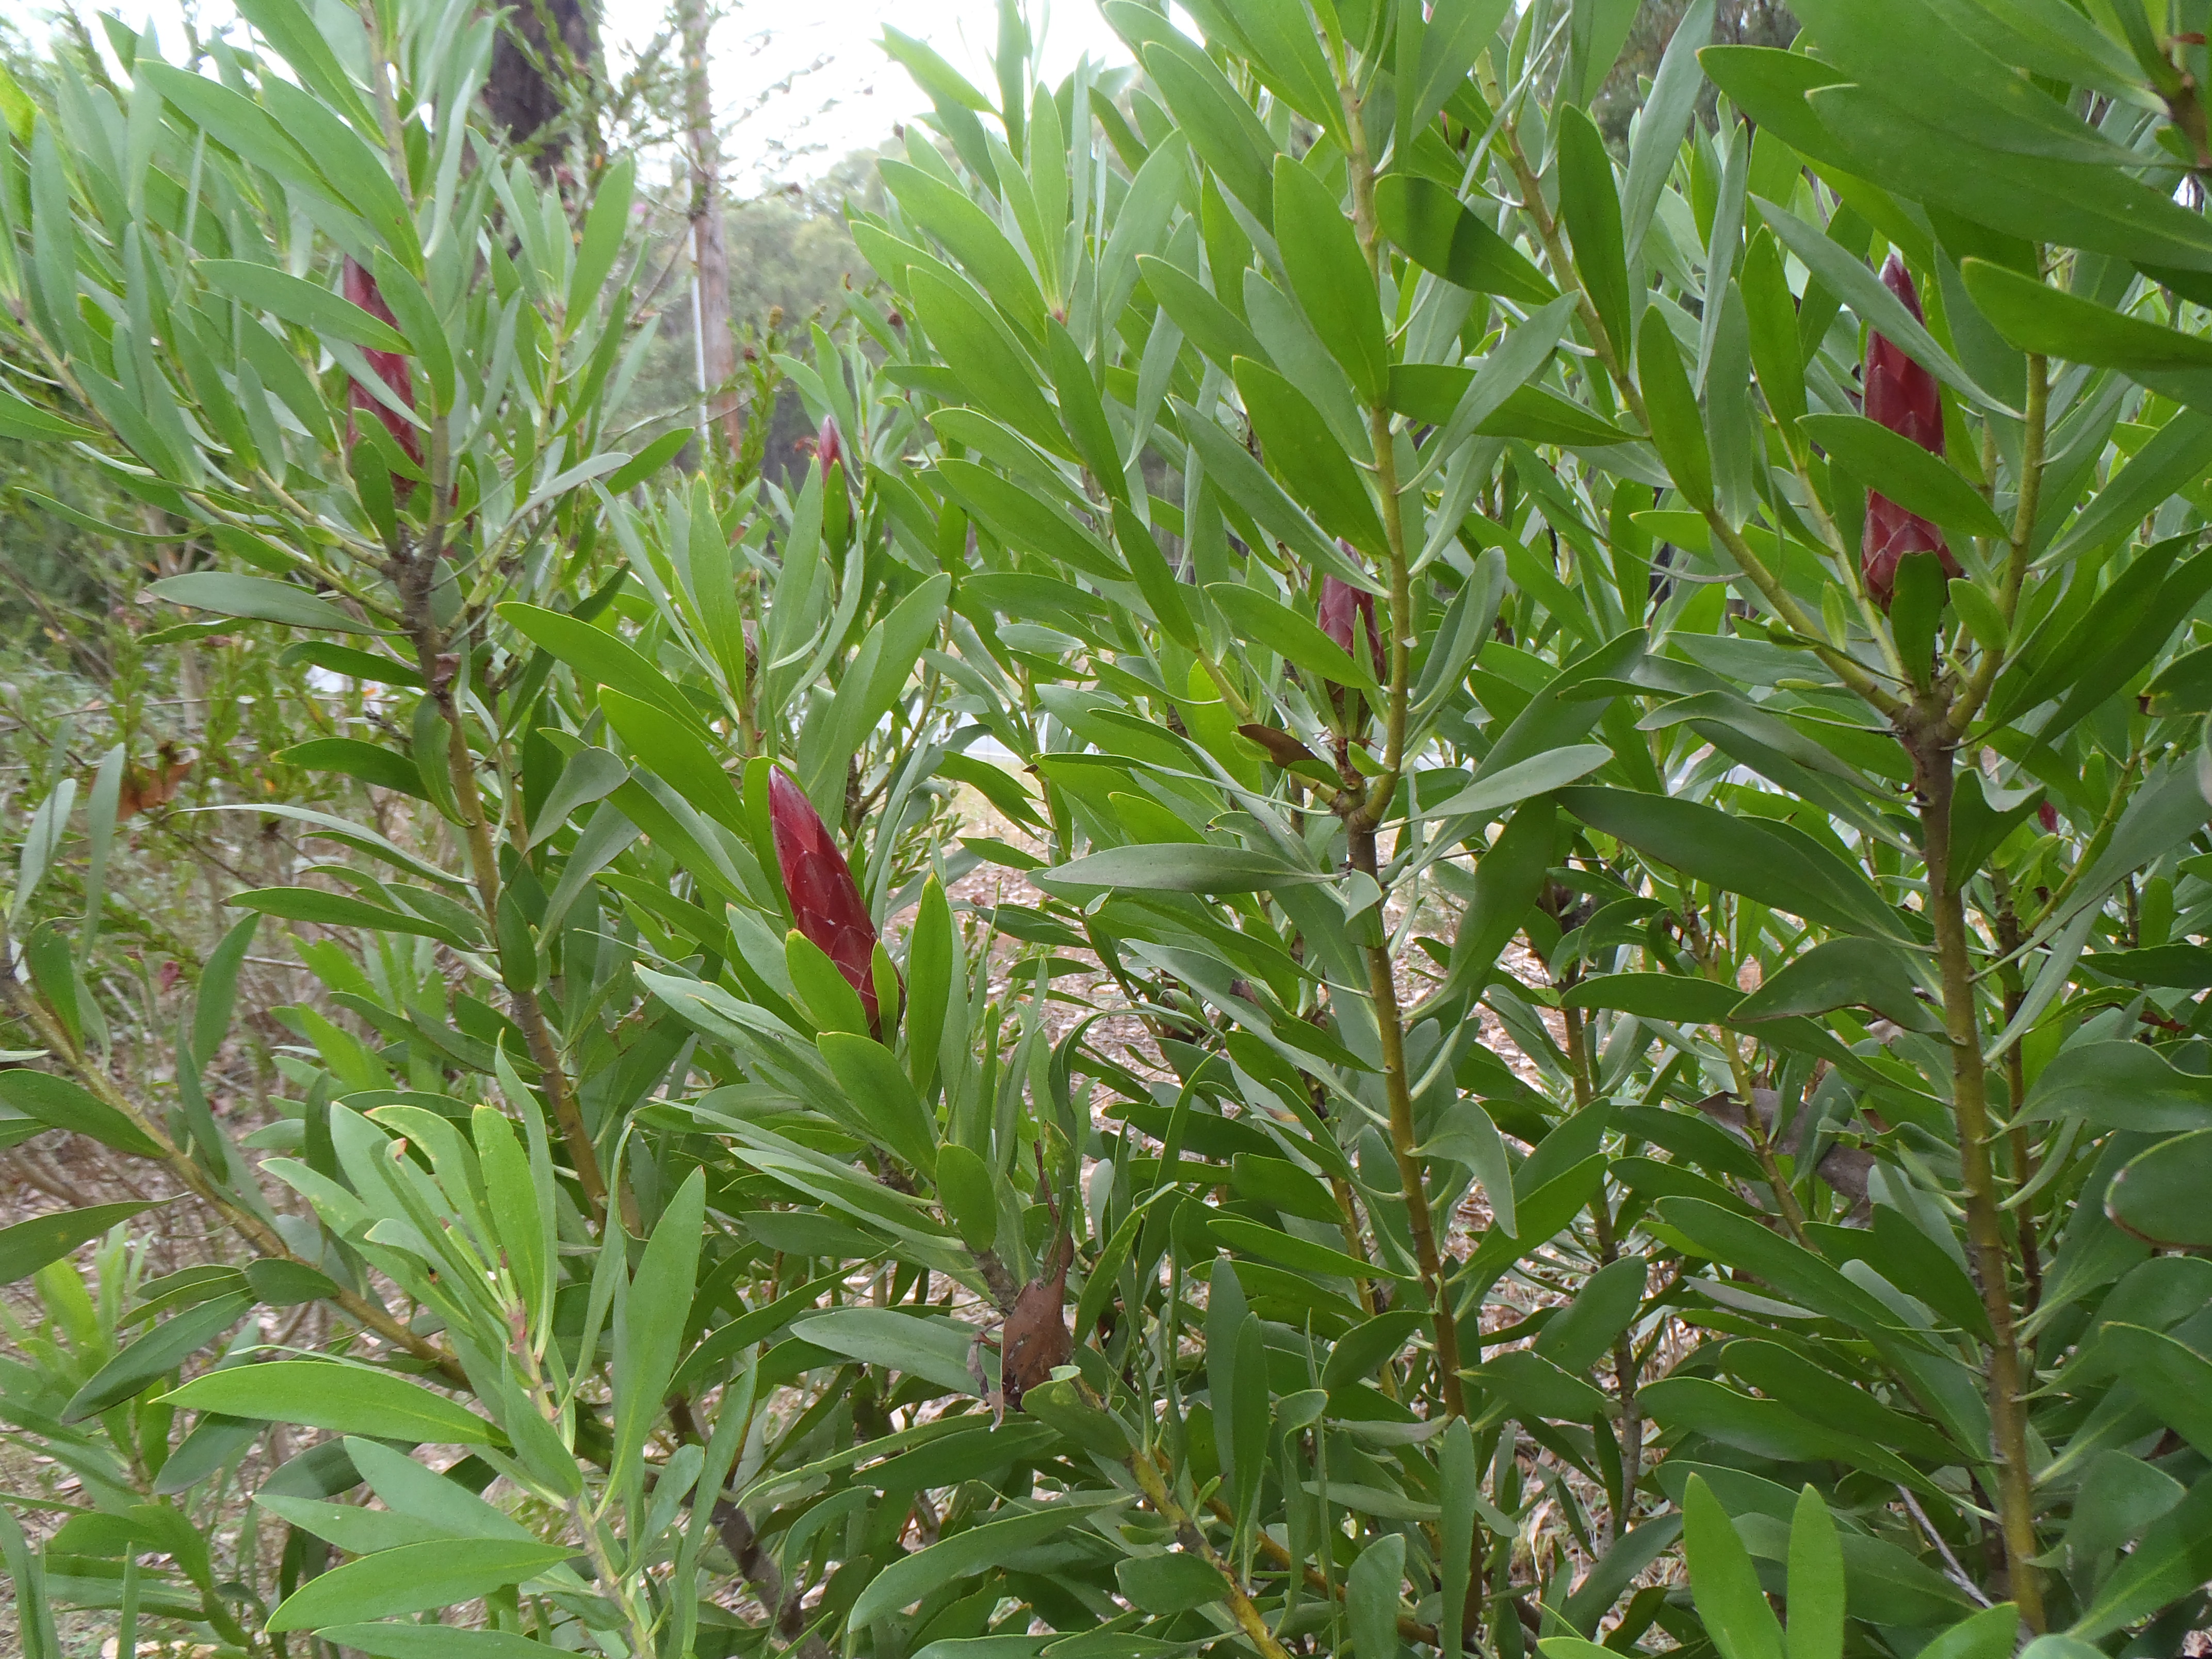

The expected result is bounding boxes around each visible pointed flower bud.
[817,414,844,482]
[768,768,887,1033]
[341,258,424,482]
[1860,255,1961,608]
[1320,556,1385,685]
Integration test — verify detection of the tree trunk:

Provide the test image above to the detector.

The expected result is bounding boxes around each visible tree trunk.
[680,0,740,458]
[484,0,600,173]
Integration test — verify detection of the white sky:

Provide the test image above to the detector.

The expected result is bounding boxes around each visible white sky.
[40,0,1140,193]
[616,0,1138,191]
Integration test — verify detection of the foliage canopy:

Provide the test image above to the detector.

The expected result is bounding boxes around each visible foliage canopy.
[4,1,2212,1656]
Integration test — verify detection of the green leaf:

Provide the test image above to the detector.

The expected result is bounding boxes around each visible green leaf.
[882,160,1049,341]
[0,385,96,442]
[908,267,1071,460]
[314,1629,560,1659]
[1622,0,1714,258]
[1137,37,1275,229]
[786,930,872,1036]
[136,63,323,200]
[1233,357,1388,555]
[1416,744,1612,822]
[1998,538,2199,725]
[819,1033,940,1176]
[1275,155,1386,403]
[848,1495,1122,1625]
[1895,549,1953,686]
[2019,1041,2212,1132]
[1962,257,2212,407]
[1913,1606,2026,1659]
[1730,937,1940,1032]
[1560,787,1909,942]
[1420,1101,1517,1237]
[227,0,379,131]
[1230,0,1343,135]
[935,460,1124,584]
[2095,1325,2212,1459]
[1348,1532,1407,1659]
[1559,972,1740,1024]
[2054,411,2212,567]
[1635,306,1712,512]
[1808,82,2212,277]
[1757,202,2012,416]
[613,1168,705,1480]
[1440,1417,1479,1654]
[1651,1199,1901,1332]
[567,154,635,322]
[1321,1309,1425,1392]
[605,428,693,494]
[0,1201,156,1284]
[1178,403,1342,575]
[0,1069,164,1158]
[1557,108,1631,362]
[1113,502,1201,650]
[279,642,425,688]
[1209,1215,1414,1282]
[1683,1474,1786,1659]
[934,1143,999,1253]
[1097,133,1192,325]
[1784,1486,1845,1659]
[144,573,380,635]
[2066,1473,2212,1640]
[1374,174,1554,305]
[1539,1258,1650,1380]
[499,601,695,725]
[1117,1551,1225,1615]
[879,26,993,110]
[160,1359,500,1444]
[1045,319,1125,497]
[199,259,409,352]
[1789,0,2133,165]
[2106,1130,2212,1247]
[264,1538,573,1632]
[1743,229,1807,435]
[1205,580,1378,692]
[368,250,452,412]
[1479,1348,1612,1421]
[1948,578,2008,655]
[1401,0,1512,143]
[1141,253,1265,372]
[245,1258,338,1307]
[1044,843,1327,893]
[225,886,475,949]
[1390,369,1627,446]
[792,1308,980,1395]
[62,1294,250,1422]
[598,689,745,838]
[1798,414,2007,541]
[274,738,428,799]
[938,753,1043,833]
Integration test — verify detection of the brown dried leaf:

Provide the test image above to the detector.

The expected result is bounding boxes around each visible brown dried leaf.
[1236,723,1321,769]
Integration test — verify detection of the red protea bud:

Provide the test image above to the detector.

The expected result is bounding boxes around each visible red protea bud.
[342,257,423,483]
[768,768,888,1033]
[1320,563,1385,684]
[1860,255,1961,609]
[816,414,843,481]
